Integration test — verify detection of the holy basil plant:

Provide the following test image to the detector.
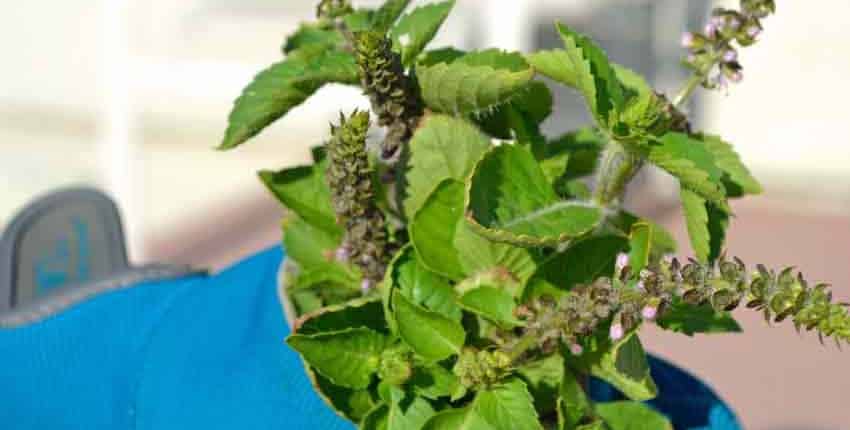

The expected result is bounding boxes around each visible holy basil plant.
[221,1,849,429]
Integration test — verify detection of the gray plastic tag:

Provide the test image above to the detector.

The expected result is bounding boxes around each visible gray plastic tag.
[0,187,203,325]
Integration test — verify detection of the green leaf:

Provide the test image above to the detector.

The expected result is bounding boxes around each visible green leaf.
[296,297,387,335]
[555,23,624,125]
[516,354,563,415]
[418,47,466,67]
[410,179,466,280]
[526,49,578,89]
[404,114,490,216]
[557,365,593,429]
[393,247,462,321]
[596,401,672,430]
[475,81,553,141]
[453,218,540,285]
[221,49,358,149]
[361,403,390,430]
[649,133,726,201]
[680,188,730,264]
[474,379,543,430]
[372,0,412,32]
[657,302,742,336]
[525,235,627,300]
[466,145,603,247]
[699,134,762,197]
[287,328,388,389]
[392,291,465,362]
[418,52,534,116]
[261,161,340,235]
[344,9,375,32]
[310,370,376,423]
[422,407,492,430]
[610,211,677,258]
[459,286,522,329]
[283,23,344,54]
[387,395,436,430]
[549,128,606,181]
[410,363,464,400]
[578,330,657,401]
[628,222,652,273]
[282,215,340,268]
[391,1,455,67]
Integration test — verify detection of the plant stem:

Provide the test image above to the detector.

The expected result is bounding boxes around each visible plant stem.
[507,334,541,362]
[592,140,643,208]
[672,74,703,109]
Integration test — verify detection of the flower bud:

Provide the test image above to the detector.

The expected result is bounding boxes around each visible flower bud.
[360,279,373,293]
[616,253,630,272]
[609,322,624,341]
[722,49,738,63]
[641,305,658,321]
[569,343,584,356]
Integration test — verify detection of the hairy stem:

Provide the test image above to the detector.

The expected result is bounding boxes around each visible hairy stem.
[592,140,644,208]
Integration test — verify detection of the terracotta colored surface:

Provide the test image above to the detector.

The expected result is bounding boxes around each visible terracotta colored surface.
[148,193,850,430]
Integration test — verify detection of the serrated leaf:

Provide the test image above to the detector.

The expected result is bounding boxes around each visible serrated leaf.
[649,133,726,201]
[418,53,534,115]
[578,330,657,401]
[526,49,578,88]
[610,211,677,258]
[628,222,653,273]
[283,23,344,54]
[680,188,729,264]
[595,401,672,430]
[287,328,388,389]
[418,47,466,67]
[387,395,436,430]
[459,286,522,329]
[391,1,455,67]
[221,49,358,149]
[282,215,341,269]
[524,235,627,300]
[372,0,412,32]
[404,114,490,216]
[466,145,603,247]
[410,179,466,280]
[657,302,742,336]
[393,246,462,321]
[295,297,386,335]
[516,354,563,415]
[474,379,543,430]
[422,407,492,430]
[410,363,464,400]
[549,128,606,181]
[699,134,763,197]
[557,364,593,430]
[309,370,376,423]
[555,23,625,125]
[261,160,340,235]
[453,218,540,285]
[393,290,465,362]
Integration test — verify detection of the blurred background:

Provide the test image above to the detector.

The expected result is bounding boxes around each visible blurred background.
[1,0,847,428]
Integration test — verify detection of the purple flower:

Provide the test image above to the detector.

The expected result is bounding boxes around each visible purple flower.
[609,323,624,341]
[711,16,726,31]
[635,280,646,292]
[680,32,695,48]
[360,279,373,293]
[335,246,350,263]
[616,253,629,271]
[723,50,738,63]
[704,23,718,37]
[642,305,658,321]
[729,70,744,83]
[747,26,762,39]
[569,343,584,356]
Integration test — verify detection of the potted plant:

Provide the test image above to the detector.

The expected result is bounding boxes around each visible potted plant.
[219,1,848,428]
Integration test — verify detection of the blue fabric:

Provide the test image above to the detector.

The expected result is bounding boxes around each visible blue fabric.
[0,247,740,429]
